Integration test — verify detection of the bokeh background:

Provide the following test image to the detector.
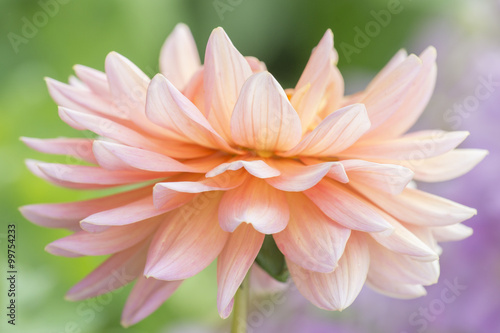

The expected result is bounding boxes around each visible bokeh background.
[1,0,499,332]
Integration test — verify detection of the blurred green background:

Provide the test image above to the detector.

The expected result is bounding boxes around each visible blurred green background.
[0,0,497,332]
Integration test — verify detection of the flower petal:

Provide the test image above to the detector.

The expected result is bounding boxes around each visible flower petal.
[266,159,347,192]
[339,130,470,160]
[340,159,414,194]
[365,47,437,139]
[204,27,252,141]
[280,104,370,157]
[366,279,426,299]
[217,223,264,318]
[159,23,201,90]
[46,217,161,256]
[398,149,488,182]
[74,65,111,98]
[288,233,369,311]
[153,171,247,209]
[350,182,477,227]
[230,72,302,152]
[66,241,148,300]
[219,178,289,233]
[274,193,351,273]
[292,29,343,131]
[206,159,280,179]
[93,140,199,173]
[27,160,164,189]
[121,276,183,328]
[360,54,422,131]
[145,194,228,280]
[21,137,97,164]
[432,224,474,242]
[304,179,393,232]
[146,74,239,153]
[19,186,151,230]
[59,107,212,159]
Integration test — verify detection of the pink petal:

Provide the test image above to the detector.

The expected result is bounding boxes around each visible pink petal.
[366,205,438,261]
[265,159,347,192]
[340,159,414,194]
[59,107,212,159]
[300,157,349,183]
[206,159,280,179]
[19,186,151,230]
[365,47,437,139]
[159,23,201,91]
[230,72,302,152]
[245,56,267,72]
[274,193,350,272]
[366,279,426,299]
[280,104,370,157]
[350,182,477,227]
[399,149,488,182]
[92,140,199,173]
[288,232,369,311]
[145,194,228,280]
[21,137,97,164]
[46,217,161,256]
[80,195,180,231]
[121,276,183,327]
[217,223,264,318]
[292,30,343,131]
[365,49,408,89]
[204,27,253,142]
[432,224,473,242]
[339,130,470,160]
[360,54,422,131]
[73,65,111,98]
[304,179,393,232]
[153,171,247,209]
[146,74,239,153]
[367,237,439,286]
[218,178,289,233]
[66,241,148,300]
[46,78,121,119]
[27,160,165,189]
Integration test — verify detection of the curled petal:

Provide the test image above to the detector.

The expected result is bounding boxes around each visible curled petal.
[274,193,351,272]
[217,224,264,318]
[206,159,280,179]
[266,159,347,192]
[219,178,289,233]
[159,23,201,90]
[288,233,369,311]
[230,72,302,152]
[432,224,473,242]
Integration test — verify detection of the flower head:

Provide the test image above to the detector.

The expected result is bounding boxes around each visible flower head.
[20,24,485,326]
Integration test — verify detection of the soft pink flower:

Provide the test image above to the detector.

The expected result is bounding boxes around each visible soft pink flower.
[21,24,485,326]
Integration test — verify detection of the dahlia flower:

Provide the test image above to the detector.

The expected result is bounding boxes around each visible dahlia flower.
[20,23,485,327]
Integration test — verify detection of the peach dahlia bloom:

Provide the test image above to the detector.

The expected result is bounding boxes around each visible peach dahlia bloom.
[21,24,486,326]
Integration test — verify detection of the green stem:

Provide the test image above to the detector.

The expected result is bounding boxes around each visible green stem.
[231,273,250,333]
